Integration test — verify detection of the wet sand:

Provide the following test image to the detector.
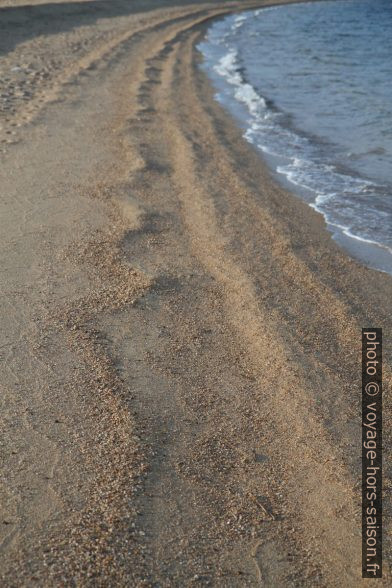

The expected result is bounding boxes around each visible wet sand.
[0,0,391,585]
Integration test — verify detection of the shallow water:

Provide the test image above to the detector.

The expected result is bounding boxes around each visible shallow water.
[198,0,392,274]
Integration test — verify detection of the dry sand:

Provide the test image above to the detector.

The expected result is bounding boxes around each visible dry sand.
[0,0,391,585]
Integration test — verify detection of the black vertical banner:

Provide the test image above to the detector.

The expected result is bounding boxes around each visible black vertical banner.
[362,328,382,578]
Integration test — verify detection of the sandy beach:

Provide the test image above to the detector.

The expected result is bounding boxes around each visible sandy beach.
[0,0,391,585]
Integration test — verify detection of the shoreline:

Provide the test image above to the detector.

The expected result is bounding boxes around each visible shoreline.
[0,1,391,585]
[198,3,392,277]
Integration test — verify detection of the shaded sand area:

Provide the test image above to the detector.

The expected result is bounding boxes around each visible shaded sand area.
[0,0,391,585]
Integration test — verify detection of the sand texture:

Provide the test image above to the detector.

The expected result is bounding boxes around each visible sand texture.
[0,0,391,585]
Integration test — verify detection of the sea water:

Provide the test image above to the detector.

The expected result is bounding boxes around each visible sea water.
[198,0,392,274]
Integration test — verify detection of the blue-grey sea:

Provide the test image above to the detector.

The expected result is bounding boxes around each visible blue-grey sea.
[198,0,392,274]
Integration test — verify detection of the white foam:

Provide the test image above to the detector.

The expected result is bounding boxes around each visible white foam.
[234,83,267,115]
[213,49,267,118]
[232,14,247,30]
[257,143,280,156]
[339,228,392,253]
[199,9,392,267]
[213,50,242,85]
[321,216,392,253]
